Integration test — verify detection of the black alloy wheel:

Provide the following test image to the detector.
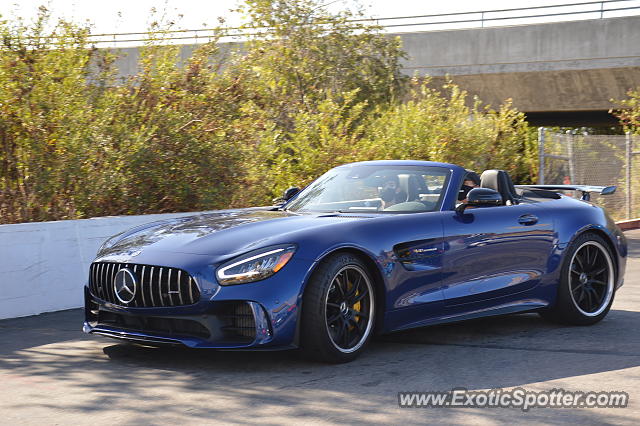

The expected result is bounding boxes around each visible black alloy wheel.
[325,265,374,353]
[539,233,616,325]
[568,241,614,317]
[301,253,376,363]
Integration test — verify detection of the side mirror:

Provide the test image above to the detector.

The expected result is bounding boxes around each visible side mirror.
[456,188,502,212]
[273,186,301,206]
[283,186,300,201]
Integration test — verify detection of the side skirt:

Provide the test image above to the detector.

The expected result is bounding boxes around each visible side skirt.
[385,299,549,333]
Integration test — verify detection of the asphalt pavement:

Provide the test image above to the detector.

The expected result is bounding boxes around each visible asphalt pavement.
[1,230,639,425]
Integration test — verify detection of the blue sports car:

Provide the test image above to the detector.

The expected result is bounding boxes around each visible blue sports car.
[84,160,627,362]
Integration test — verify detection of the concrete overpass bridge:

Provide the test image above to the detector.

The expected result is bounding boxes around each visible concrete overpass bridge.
[397,15,640,126]
[107,12,640,127]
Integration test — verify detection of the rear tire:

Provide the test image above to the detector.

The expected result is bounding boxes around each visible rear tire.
[539,233,616,325]
[301,253,376,363]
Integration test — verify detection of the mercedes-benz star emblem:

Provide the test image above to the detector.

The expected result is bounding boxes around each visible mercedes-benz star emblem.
[113,268,137,304]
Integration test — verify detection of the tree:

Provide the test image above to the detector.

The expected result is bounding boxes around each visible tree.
[362,80,537,184]
[0,1,538,223]
[613,88,640,133]
[0,7,97,222]
[235,0,407,129]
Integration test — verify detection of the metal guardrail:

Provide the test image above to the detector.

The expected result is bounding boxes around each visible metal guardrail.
[84,0,640,46]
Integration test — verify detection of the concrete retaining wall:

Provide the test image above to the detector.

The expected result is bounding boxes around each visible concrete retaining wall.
[0,212,199,320]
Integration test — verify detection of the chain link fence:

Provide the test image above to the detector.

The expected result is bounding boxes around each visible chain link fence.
[538,128,640,221]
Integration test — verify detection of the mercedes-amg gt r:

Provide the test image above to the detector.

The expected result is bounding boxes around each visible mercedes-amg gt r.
[83,160,627,362]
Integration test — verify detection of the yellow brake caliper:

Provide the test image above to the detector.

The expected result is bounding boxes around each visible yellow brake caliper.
[347,281,360,330]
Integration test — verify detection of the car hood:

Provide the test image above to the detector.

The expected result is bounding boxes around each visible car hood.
[97,208,370,260]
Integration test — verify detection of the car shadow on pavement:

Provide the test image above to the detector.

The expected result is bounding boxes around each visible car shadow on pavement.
[96,309,640,388]
[1,310,639,423]
[88,309,638,423]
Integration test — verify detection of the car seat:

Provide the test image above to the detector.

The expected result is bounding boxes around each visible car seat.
[480,170,519,205]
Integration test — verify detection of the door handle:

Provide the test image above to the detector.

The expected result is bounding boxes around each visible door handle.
[518,214,538,225]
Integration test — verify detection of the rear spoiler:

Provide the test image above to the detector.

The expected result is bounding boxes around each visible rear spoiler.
[515,185,616,201]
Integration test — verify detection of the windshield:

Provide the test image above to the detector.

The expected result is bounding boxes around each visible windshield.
[285,165,450,213]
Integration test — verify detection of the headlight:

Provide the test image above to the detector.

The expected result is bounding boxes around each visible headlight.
[216,245,296,285]
[96,234,122,256]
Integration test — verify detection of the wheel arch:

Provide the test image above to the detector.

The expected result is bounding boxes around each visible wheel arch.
[540,226,619,324]
[295,245,388,345]
[567,226,619,278]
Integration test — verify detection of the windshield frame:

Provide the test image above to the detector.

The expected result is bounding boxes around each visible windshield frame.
[282,164,453,214]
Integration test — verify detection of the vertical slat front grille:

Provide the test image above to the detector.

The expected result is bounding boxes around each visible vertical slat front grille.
[89,262,200,308]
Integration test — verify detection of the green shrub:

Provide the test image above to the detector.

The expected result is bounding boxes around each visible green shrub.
[362,80,537,185]
[0,2,538,223]
[0,9,97,222]
[612,88,640,218]
[613,88,640,133]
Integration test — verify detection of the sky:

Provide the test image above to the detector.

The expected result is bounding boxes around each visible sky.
[1,0,638,37]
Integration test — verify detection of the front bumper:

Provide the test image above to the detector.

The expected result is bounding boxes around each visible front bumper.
[83,256,316,350]
[84,288,275,348]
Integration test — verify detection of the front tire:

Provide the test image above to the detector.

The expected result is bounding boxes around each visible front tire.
[301,253,376,363]
[540,233,616,325]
